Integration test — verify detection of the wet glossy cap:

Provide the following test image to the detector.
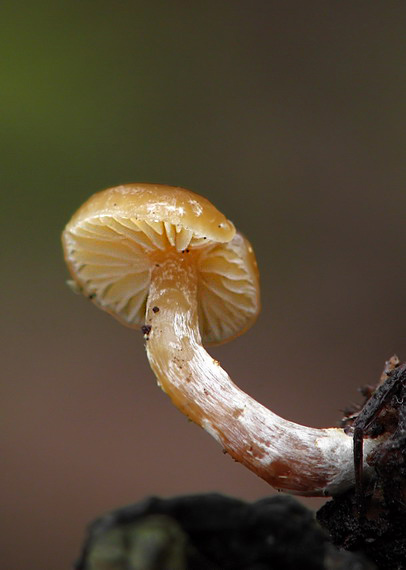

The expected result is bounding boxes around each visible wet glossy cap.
[62,183,260,344]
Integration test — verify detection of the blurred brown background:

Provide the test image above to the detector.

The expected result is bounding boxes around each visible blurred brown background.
[2,2,406,569]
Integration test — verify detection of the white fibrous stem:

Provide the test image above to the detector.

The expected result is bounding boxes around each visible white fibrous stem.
[145,255,377,496]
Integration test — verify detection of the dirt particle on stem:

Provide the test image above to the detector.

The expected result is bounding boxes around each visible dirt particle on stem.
[141,325,152,339]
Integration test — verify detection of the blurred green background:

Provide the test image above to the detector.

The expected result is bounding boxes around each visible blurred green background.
[2,2,406,568]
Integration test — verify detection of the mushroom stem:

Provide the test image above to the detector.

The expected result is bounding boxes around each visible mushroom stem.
[145,256,375,496]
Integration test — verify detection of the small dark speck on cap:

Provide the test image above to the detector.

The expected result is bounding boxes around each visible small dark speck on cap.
[152,306,160,313]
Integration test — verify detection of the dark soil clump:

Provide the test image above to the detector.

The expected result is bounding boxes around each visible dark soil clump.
[75,493,374,570]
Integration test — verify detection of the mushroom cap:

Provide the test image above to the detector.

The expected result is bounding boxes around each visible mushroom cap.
[62,183,260,344]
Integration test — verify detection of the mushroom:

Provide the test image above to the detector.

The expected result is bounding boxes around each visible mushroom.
[62,183,376,497]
